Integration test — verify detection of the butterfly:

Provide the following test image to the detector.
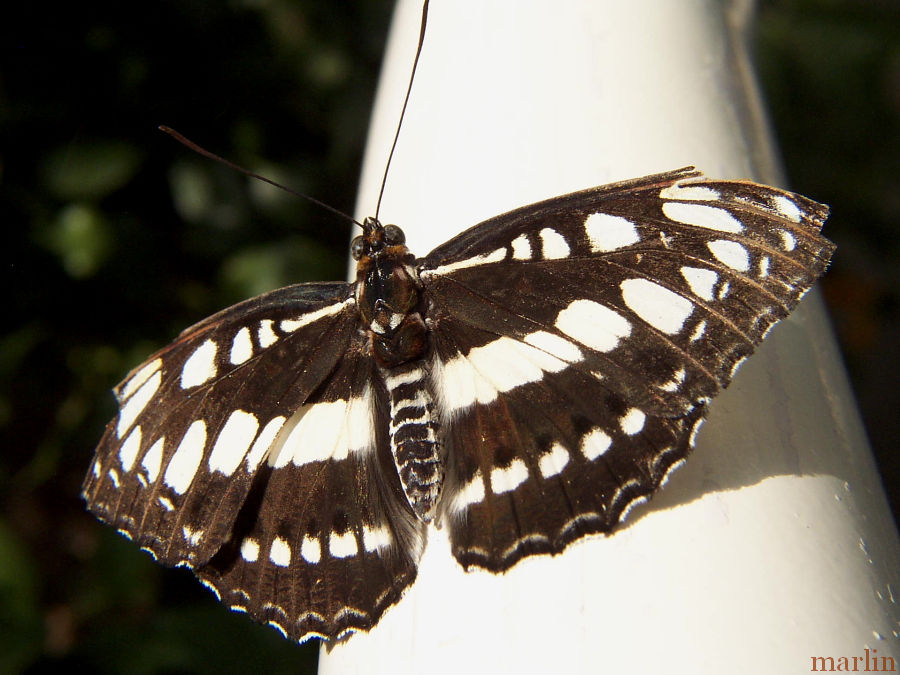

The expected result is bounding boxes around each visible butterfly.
[82,160,833,642]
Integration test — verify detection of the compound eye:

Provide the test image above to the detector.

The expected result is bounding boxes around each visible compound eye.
[350,236,365,260]
[383,224,405,245]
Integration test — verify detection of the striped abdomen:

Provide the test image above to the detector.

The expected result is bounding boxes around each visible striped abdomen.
[383,361,443,521]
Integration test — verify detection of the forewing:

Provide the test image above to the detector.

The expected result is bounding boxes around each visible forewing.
[420,168,833,570]
[421,167,833,416]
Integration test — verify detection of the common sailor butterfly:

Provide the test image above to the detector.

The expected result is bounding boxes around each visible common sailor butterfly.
[82,0,834,644]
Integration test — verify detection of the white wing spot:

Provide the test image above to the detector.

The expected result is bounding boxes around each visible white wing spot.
[773,195,802,222]
[107,468,120,489]
[229,327,253,365]
[580,428,612,460]
[759,256,771,278]
[301,535,321,563]
[269,536,291,567]
[708,239,750,272]
[141,437,164,483]
[240,538,259,562]
[120,358,162,402]
[164,420,207,494]
[490,459,529,494]
[659,367,686,392]
[620,408,646,435]
[329,531,358,558]
[425,248,507,276]
[245,416,286,469]
[522,331,583,363]
[434,353,498,414]
[180,339,218,389]
[117,370,162,438]
[539,228,570,259]
[659,184,719,201]
[182,525,203,546]
[451,471,486,513]
[465,337,566,391]
[779,230,797,251]
[435,331,583,415]
[680,266,718,301]
[690,319,707,342]
[621,278,694,334]
[584,213,639,252]
[362,525,392,552]
[280,299,351,333]
[258,319,278,348]
[539,442,570,478]
[273,387,373,467]
[511,233,531,260]
[662,202,743,233]
[556,299,632,352]
[717,280,731,300]
[208,410,260,476]
[157,495,174,511]
[119,426,142,472]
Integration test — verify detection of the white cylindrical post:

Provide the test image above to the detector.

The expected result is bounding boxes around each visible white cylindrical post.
[322,1,899,673]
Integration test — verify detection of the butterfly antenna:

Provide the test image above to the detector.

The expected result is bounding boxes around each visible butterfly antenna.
[374,0,430,222]
[159,125,364,229]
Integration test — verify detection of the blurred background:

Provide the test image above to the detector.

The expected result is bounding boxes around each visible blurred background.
[1,0,897,673]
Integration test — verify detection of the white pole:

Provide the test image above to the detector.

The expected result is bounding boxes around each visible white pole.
[322,1,899,673]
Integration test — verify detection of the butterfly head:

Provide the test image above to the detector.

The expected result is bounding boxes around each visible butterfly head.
[351,217,408,263]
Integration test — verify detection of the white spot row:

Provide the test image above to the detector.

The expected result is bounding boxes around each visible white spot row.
[238,525,393,566]
[451,417,645,513]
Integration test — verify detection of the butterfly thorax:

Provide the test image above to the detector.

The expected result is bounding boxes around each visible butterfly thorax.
[353,217,443,521]
[353,218,427,368]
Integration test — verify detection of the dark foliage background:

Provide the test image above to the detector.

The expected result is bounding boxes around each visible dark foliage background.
[1,1,897,673]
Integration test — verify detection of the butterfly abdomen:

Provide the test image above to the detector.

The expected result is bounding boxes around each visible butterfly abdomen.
[383,361,443,521]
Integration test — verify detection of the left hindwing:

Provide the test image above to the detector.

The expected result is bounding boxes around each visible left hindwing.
[418,167,833,570]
